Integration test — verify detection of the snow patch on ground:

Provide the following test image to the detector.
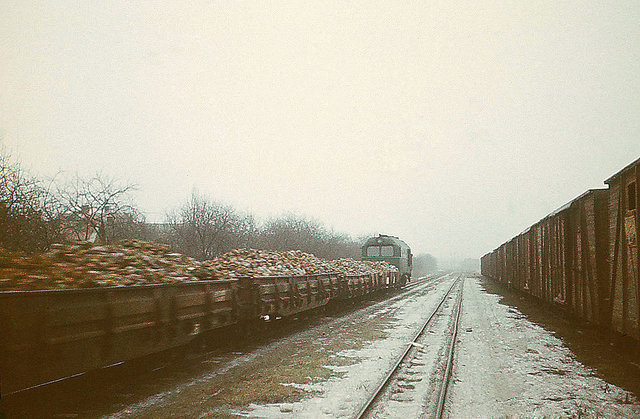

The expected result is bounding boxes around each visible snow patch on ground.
[450,277,640,418]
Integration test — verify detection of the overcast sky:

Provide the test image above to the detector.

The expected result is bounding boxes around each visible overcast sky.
[1,1,639,259]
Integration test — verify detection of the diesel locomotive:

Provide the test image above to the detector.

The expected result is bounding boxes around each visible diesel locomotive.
[362,234,413,286]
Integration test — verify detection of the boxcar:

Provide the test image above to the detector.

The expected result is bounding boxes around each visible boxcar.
[564,189,610,325]
[605,157,640,339]
[481,156,639,344]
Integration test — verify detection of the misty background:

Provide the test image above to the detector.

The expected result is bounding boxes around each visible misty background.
[1,1,639,260]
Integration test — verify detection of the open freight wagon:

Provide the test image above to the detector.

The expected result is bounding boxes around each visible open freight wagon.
[0,279,239,397]
[0,270,398,398]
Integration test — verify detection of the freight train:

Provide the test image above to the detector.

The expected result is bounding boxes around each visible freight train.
[481,156,640,344]
[361,234,413,286]
[0,263,401,398]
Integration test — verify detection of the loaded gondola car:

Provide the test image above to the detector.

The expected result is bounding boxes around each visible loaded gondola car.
[361,234,412,286]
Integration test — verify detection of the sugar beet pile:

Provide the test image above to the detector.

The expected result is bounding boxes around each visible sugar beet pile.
[0,240,398,290]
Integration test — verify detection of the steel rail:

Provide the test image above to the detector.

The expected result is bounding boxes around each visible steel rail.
[397,271,452,295]
[403,272,447,290]
[355,275,462,419]
[434,278,464,419]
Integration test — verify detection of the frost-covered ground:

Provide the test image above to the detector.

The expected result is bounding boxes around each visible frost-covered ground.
[450,278,640,418]
[244,275,640,418]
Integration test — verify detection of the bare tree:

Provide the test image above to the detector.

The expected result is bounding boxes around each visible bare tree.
[0,149,63,252]
[0,146,365,261]
[57,173,143,244]
[255,214,361,260]
[166,191,255,260]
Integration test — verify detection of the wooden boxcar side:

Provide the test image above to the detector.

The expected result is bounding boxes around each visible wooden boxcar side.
[531,223,544,300]
[505,239,516,289]
[515,232,528,292]
[497,244,507,285]
[480,254,488,276]
[524,207,569,307]
[480,189,609,320]
[605,158,640,339]
[565,189,610,325]
[480,157,640,347]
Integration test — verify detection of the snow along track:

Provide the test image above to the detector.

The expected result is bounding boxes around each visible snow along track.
[356,275,464,418]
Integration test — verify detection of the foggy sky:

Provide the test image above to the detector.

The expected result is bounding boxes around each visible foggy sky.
[1,1,639,259]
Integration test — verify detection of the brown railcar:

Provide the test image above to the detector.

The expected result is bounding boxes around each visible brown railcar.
[605,158,640,339]
[529,224,543,300]
[515,232,529,292]
[0,269,397,398]
[0,280,238,396]
[239,274,338,319]
[480,254,488,277]
[481,156,639,345]
[564,189,610,325]
[505,240,515,289]
[543,207,570,306]
[497,244,507,285]
[483,191,608,316]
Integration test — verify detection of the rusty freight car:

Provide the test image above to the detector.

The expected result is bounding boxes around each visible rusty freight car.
[481,156,639,344]
[0,269,398,398]
[0,280,239,396]
[498,205,571,307]
[482,190,610,320]
[564,189,610,325]
[605,157,640,339]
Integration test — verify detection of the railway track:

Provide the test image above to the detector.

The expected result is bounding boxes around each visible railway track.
[403,272,444,291]
[356,274,465,418]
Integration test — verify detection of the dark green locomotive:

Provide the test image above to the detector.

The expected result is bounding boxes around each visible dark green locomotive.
[361,234,412,286]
